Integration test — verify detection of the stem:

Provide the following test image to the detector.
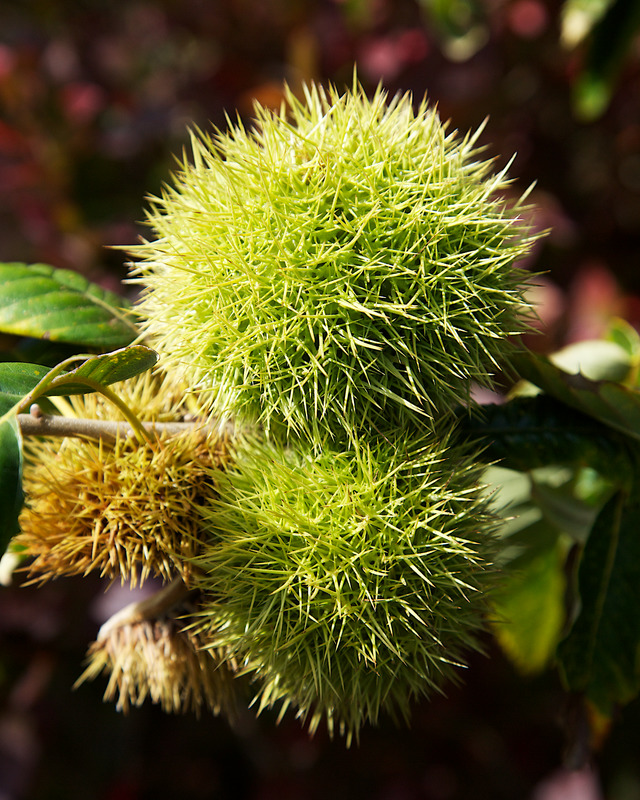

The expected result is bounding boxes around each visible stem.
[11,351,156,444]
[17,411,207,445]
[92,382,152,444]
[97,578,192,641]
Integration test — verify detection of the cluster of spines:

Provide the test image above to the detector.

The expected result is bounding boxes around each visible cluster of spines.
[15,371,244,717]
[17,371,230,587]
[16,81,536,735]
[193,432,497,742]
[76,610,239,716]
[19,429,219,586]
[133,80,536,445]
[125,80,536,736]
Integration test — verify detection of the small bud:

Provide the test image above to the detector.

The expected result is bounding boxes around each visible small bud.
[77,612,238,716]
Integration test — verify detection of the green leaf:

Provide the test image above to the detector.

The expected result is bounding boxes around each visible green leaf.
[557,491,640,713]
[0,417,23,556]
[550,339,631,383]
[605,318,640,388]
[482,465,560,560]
[531,477,602,543]
[492,524,567,675]
[572,0,640,119]
[606,318,640,361]
[512,349,640,443]
[460,395,638,480]
[0,362,55,417]
[0,262,138,349]
[25,345,159,404]
[0,345,158,428]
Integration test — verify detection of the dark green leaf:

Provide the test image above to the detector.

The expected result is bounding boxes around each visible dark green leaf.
[0,417,23,556]
[511,350,640,444]
[0,362,53,417]
[0,262,138,349]
[2,339,92,369]
[557,492,640,713]
[460,395,639,480]
[574,0,640,119]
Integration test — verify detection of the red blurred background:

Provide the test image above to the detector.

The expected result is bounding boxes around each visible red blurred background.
[1,2,639,798]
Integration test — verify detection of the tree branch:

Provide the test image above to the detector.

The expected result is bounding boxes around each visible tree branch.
[17,410,206,444]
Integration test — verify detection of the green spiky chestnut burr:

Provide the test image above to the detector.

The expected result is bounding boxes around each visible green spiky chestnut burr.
[194,429,497,742]
[132,80,537,443]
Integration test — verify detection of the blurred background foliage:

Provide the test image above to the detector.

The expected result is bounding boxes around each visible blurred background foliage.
[1,1,640,798]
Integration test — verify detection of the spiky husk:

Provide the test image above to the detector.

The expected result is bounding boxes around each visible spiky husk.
[76,613,239,716]
[17,371,229,586]
[194,430,497,741]
[132,80,536,443]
